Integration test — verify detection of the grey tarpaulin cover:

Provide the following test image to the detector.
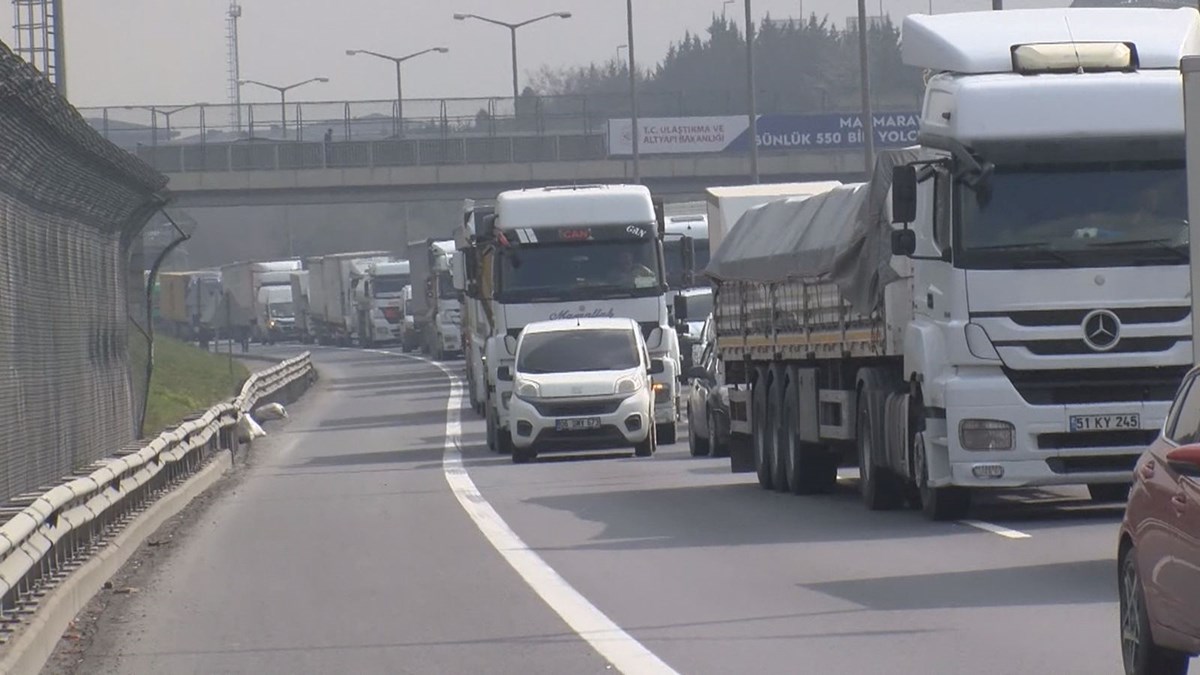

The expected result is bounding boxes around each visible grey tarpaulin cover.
[705,148,921,314]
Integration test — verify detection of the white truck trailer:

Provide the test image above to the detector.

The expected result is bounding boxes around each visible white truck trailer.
[458,185,682,453]
[455,202,495,416]
[353,259,410,347]
[305,251,391,346]
[407,238,462,359]
[707,7,1196,520]
[219,260,301,346]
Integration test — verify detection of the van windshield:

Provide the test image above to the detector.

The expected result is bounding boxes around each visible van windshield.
[518,329,639,374]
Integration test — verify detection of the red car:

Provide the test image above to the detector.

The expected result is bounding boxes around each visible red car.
[1118,368,1200,675]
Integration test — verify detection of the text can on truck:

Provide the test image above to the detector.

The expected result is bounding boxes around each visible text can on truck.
[407,238,462,359]
[457,185,682,454]
[702,8,1196,521]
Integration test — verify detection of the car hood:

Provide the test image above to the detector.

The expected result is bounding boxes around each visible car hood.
[518,369,641,398]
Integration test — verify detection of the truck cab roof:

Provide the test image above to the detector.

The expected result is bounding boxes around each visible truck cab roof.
[496,184,655,229]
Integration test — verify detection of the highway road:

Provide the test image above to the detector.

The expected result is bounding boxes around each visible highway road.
[51,346,1176,675]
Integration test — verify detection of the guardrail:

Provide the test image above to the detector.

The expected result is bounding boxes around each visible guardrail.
[134,133,608,173]
[0,352,314,636]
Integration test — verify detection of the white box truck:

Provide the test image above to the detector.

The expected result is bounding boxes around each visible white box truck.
[306,251,391,346]
[219,260,301,346]
[707,7,1197,520]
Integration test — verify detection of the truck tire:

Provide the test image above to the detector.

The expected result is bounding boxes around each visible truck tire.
[729,432,754,473]
[688,403,710,457]
[752,375,773,490]
[784,379,837,495]
[768,369,789,492]
[914,430,971,521]
[857,392,903,510]
[708,407,729,458]
[656,423,677,446]
[486,401,498,452]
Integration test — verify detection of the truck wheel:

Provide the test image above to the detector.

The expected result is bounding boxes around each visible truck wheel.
[708,407,729,458]
[857,394,903,510]
[1088,483,1131,503]
[914,431,971,521]
[784,380,837,495]
[752,376,773,490]
[688,403,710,457]
[768,371,789,492]
[656,423,677,446]
[486,402,498,452]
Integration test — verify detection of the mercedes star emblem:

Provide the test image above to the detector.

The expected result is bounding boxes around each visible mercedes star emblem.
[1081,309,1120,352]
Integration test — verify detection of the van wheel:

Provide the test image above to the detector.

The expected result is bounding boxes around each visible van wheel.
[708,407,729,458]
[512,444,536,464]
[656,423,677,446]
[688,406,710,457]
[635,421,656,457]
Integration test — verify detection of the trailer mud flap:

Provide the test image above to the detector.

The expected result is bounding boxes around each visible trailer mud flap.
[729,387,751,435]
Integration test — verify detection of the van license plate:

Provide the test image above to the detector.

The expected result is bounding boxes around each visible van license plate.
[556,417,602,431]
[1069,414,1140,432]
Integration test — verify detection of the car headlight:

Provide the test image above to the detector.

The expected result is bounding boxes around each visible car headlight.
[515,380,540,400]
[615,376,643,395]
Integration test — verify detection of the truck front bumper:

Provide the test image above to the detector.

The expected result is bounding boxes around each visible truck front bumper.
[934,368,1170,489]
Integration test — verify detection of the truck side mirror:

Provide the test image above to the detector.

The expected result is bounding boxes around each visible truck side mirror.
[497,366,513,382]
[648,359,665,375]
[503,334,517,354]
[891,229,917,257]
[674,295,688,322]
[891,165,918,224]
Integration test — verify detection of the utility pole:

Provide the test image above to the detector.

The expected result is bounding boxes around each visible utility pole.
[227,1,243,132]
[627,0,641,182]
[856,0,876,174]
[745,0,759,183]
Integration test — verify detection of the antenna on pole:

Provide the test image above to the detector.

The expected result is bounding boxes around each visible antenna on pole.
[226,1,243,133]
[12,0,66,96]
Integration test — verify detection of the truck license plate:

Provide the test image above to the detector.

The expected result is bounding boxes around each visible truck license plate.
[556,417,602,431]
[1069,413,1140,432]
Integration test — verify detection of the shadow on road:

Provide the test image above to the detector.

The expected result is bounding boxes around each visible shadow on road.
[805,558,1114,610]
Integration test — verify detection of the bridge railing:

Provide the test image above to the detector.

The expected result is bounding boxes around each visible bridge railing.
[134,134,610,173]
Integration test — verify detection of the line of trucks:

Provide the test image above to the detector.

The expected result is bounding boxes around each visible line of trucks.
[149,240,464,355]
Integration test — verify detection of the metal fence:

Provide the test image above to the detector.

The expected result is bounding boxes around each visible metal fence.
[0,353,314,639]
[0,41,167,506]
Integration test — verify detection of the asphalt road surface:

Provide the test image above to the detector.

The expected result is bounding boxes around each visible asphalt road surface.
[55,345,1186,675]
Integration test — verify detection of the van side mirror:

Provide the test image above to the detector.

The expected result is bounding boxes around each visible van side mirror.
[649,359,665,375]
[497,366,513,382]
[891,165,918,224]
[891,229,917,257]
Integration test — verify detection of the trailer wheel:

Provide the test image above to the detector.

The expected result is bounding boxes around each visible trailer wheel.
[768,368,789,492]
[784,378,837,495]
[752,374,773,490]
[857,393,903,510]
[914,430,971,521]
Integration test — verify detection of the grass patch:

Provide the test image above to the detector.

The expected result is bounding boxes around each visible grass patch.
[141,336,250,437]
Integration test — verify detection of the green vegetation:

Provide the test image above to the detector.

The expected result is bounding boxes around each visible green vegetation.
[141,336,249,438]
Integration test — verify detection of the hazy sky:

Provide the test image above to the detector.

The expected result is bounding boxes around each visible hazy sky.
[6,0,1070,108]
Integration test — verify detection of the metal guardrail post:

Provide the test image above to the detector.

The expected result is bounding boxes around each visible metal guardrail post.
[273,143,280,171]
[367,141,375,168]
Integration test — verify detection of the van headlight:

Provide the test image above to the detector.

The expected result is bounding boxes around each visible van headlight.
[615,376,643,395]
[515,380,540,400]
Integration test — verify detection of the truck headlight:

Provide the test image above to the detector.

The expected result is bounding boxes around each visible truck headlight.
[959,419,1014,451]
[515,380,540,400]
[615,376,642,395]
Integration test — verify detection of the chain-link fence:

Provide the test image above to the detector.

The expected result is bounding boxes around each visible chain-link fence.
[0,41,167,505]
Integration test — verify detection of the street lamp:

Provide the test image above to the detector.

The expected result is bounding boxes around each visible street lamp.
[745,0,759,183]
[856,0,876,173]
[238,77,329,139]
[626,0,640,182]
[346,47,449,133]
[723,0,736,18]
[140,103,208,144]
[453,11,572,101]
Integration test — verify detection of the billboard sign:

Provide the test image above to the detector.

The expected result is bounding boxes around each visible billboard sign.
[607,112,921,156]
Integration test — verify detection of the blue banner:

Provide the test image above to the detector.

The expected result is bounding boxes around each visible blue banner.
[726,112,921,152]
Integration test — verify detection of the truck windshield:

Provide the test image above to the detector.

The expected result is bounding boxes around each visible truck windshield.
[662,238,710,289]
[956,160,1187,269]
[373,276,409,296]
[269,302,294,318]
[518,329,640,374]
[438,271,457,299]
[497,237,662,302]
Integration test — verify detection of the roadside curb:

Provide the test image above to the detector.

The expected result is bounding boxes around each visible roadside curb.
[0,452,233,675]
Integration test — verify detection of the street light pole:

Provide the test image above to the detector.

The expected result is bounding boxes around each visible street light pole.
[617,44,628,67]
[745,0,759,183]
[627,0,640,182]
[856,0,876,173]
[346,48,449,135]
[239,77,329,139]
[453,12,572,102]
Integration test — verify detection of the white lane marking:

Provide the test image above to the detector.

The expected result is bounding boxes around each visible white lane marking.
[391,352,678,675]
[959,519,1031,539]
